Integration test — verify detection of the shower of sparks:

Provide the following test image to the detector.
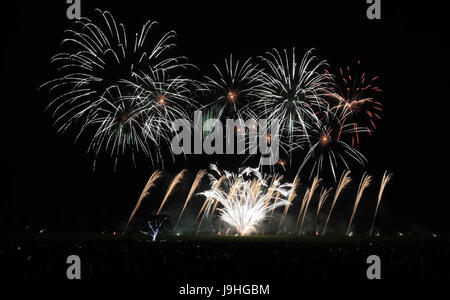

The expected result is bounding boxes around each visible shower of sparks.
[298,177,321,234]
[174,170,207,232]
[157,169,188,215]
[346,172,372,235]
[124,170,163,232]
[278,173,300,232]
[322,170,352,235]
[200,165,292,236]
[196,175,227,234]
[370,171,393,236]
[314,187,333,232]
[295,188,310,233]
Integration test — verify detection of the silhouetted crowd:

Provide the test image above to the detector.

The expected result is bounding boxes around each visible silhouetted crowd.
[1,236,449,281]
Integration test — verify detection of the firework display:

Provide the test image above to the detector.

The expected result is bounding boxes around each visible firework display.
[4,0,449,285]
[42,9,393,237]
[43,10,386,176]
[41,9,197,169]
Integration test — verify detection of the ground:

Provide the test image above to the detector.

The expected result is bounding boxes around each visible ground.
[1,232,448,281]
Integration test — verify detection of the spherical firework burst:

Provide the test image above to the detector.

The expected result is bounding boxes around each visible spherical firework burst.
[84,83,154,170]
[41,9,195,168]
[298,108,368,181]
[326,61,383,146]
[199,164,292,235]
[253,48,332,154]
[127,69,198,161]
[203,54,264,121]
[85,69,198,169]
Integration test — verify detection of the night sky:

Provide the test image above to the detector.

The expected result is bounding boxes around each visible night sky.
[1,0,448,233]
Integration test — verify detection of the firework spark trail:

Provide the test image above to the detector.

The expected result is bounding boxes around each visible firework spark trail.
[202,165,292,236]
[278,174,300,233]
[322,170,352,235]
[124,170,162,232]
[207,178,240,225]
[315,187,333,233]
[298,177,321,234]
[208,179,242,227]
[174,170,207,232]
[194,199,210,235]
[196,175,226,234]
[265,192,281,233]
[261,174,283,232]
[370,171,393,236]
[264,174,280,205]
[208,200,221,225]
[346,173,372,235]
[295,189,310,232]
[157,169,187,215]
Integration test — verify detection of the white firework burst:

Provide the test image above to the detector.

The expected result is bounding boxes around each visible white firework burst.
[41,9,195,169]
[297,108,368,181]
[254,48,332,155]
[203,54,264,122]
[200,164,292,235]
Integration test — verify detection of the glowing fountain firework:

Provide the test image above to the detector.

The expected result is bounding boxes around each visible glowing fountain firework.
[322,170,352,235]
[314,187,332,234]
[326,61,383,146]
[200,165,292,236]
[265,191,281,233]
[295,188,310,233]
[124,170,163,232]
[346,172,372,235]
[298,177,321,234]
[157,169,188,215]
[174,170,207,232]
[278,173,300,233]
[41,9,196,169]
[196,175,227,234]
[370,171,393,236]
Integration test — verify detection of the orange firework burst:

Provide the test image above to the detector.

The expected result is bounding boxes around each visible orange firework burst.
[319,134,331,147]
[156,94,167,105]
[227,91,238,103]
[326,60,383,146]
[205,54,264,121]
